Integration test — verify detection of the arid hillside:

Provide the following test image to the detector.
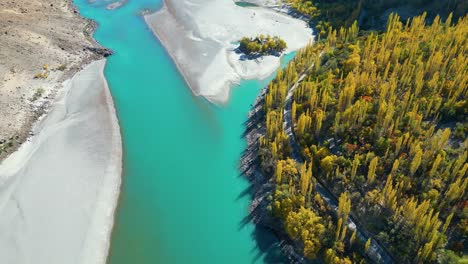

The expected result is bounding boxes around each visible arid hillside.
[0,0,109,160]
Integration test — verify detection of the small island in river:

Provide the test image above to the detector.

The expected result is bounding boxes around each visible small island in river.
[144,0,313,104]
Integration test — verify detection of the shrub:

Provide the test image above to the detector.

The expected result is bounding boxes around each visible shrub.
[32,87,45,101]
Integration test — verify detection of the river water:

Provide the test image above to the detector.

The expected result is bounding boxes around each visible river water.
[73,0,293,263]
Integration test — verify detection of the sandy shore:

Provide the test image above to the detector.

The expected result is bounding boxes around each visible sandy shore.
[0,60,122,264]
[144,0,313,104]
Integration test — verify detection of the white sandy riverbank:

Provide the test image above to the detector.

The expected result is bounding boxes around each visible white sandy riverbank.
[144,0,313,104]
[0,60,122,264]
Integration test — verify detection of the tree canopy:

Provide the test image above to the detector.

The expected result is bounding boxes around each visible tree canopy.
[239,35,287,56]
[255,12,467,263]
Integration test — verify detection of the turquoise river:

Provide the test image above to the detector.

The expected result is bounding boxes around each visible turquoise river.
[73,0,295,263]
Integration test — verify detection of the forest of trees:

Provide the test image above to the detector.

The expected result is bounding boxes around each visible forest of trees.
[239,35,287,56]
[285,0,468,32]
[254,11,467,263]
[287,0,320,17]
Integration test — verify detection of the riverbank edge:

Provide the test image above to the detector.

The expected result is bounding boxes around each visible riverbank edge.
[0,1,123,262]
[0,59,123,264]
[240,87,306,263]
[142,2,205,100]
[43,2,123,262]
[94,60,123,264]
[142,0,313,105]
[142,0,232,104]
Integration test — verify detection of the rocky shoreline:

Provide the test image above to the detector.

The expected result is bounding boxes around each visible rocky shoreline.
[240,87,308,264]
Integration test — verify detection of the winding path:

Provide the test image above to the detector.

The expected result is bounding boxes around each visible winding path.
[282,68,395,264]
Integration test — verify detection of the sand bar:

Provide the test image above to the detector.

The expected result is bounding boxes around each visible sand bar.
[0,60,122,264]
[145,0,313,103]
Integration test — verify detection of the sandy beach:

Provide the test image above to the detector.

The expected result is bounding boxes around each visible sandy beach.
[0,1,121,262]
[144,0,313,104]
[0,60,122,264]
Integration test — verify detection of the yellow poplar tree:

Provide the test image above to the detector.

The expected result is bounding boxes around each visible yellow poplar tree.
[367,157,378,184]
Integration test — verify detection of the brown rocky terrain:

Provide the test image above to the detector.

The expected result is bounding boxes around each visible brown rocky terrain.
[0,0,110,160]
